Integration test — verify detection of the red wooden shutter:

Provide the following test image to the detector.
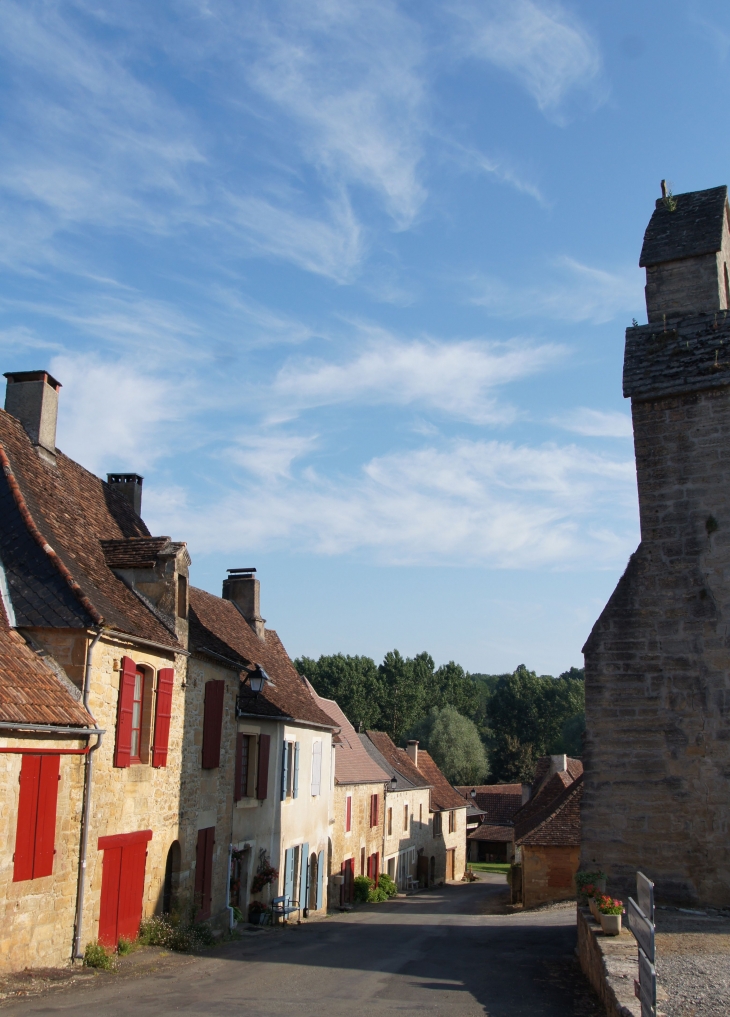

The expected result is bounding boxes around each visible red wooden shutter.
[114,656,137,768]
[256,734,270,800]
[201,680,225,769]
[195,826,215,920]
[98,846,122,948]
[151,667,175,768]
[13,754,60,882]
[97,830,152,947]
[117,840,148,942]
[13,755,40,881]
[346,795,352,832]
[234,733,244,801]
[34,755,60,877]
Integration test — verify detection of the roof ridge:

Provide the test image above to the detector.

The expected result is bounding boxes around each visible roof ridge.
[515,772,583,842]
[0,442,103,626]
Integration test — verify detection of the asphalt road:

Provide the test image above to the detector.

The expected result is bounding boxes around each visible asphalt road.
[3,876,601,1017]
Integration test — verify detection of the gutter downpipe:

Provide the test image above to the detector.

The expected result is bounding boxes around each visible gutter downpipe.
[73,627,104,961]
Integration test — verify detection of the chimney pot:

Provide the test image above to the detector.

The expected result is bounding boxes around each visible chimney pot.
[107,473,144,516]
[223,569,265,641]
[549,754,567,776]
[406,740,419,767]
[3,370,61,463]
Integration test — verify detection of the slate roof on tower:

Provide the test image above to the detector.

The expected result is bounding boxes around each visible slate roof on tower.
[640,185,728,267]
[188,586,336,730]
[0,408,182,649]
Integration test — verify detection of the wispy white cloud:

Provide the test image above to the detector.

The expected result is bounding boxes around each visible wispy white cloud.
[148,437,638,568]
[472,257,644,324]
[450,142,548,206]
[227,433,319,482]
[551,407,633,438]
[50,354,190,475]
[269,330,565,423]
[451,0,604,117]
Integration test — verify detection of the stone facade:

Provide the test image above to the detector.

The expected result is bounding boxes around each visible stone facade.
[583,185,730,906]
[520,845,580,909]
[329,783,384,906]
[382,786,432,888]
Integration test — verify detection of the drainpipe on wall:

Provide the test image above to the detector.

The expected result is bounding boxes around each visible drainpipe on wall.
[73,627,104,961]
[225,842,236,932]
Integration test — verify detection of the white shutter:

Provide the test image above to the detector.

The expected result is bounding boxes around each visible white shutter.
[311,740,322,796]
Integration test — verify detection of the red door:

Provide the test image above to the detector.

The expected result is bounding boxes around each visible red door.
[98,831,152,948]
[195,827,215,920]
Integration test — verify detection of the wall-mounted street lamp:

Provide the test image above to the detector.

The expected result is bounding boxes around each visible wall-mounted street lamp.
[247,664,269,695]
[390,775,398,791]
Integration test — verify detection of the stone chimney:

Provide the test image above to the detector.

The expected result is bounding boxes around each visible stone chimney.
[222,568,265,641]
[3,370,61,465]
[107,473,144,516]
[521,783,532,805]
[549,754,567,776]
[406,740,419,767]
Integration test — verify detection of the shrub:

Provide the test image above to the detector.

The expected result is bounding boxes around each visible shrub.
[353,875,373,903]
[138,911,215,951]
[117,937,137,955]
[138,915,173,947]
[377,873,398,898]
[83,942,116,970]
[367,886,389,903]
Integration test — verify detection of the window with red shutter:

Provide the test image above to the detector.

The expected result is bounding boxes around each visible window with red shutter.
[114,656,137,768]
[235,733,251,801]
[345,794,352,832]
[256,734,270,800]
[201,680,225,769]
[370,793,379,828]
[194,827,215,920]
[13,754,60,882]
[152,668,174,768]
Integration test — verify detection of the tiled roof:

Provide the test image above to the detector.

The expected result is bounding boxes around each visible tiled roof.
[188,587,336,730]
[0,620,93,727]
[467,824,514,843]
[639,186,727,267]
[531,756,583,796]
[314,696,389,785]
[364,731,432,790]
[359,733,417,790]
[101,537,173,569]
[0,410,182,649]
[456,783,523,824]
[515,774,583,847]
[414,749,469,813]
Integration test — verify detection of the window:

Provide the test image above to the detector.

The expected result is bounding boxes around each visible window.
[433,811,442,837]
[115,657,155,768]
[448,810,456,834]
[387,857,395,879]
[403,803,409,832]
[256,734,270,800]
[419,803,423,825]
[13,754,60,881]
[387,807,393,836]
[202,680,225,769]
[311,740,322,796]
[281,741,300,800]
[345,795,352,832]
[370,792,379,828]
[234,734,253,801]
[367,852,380,883]
[177,574,188,619]
[130,667,146,763]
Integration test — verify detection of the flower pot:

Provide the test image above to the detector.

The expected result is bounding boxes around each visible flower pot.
[600,913,622,936]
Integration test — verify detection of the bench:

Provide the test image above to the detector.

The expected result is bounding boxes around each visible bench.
[270,895,300,923]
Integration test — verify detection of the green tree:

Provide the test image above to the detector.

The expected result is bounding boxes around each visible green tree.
[378,650,429,743]
[431,661,479,718]
[294,653,383,731]
[406,706,487,785]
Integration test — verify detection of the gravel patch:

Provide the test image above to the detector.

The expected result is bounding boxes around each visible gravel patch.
[654,908,730,1017]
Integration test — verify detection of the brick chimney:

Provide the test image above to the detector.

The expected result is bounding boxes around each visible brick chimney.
[222,568,265,641]
[3,370,61,465]
[107,473,144,516]
[406,740,419,767]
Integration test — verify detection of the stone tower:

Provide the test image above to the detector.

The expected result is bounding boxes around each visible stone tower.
[582,185,730,906]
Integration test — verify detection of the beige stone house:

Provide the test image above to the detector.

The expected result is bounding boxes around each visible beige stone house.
[311,695,388,907]
[455,784,525,863]
[360,731,432,889]
[187,576,337,921]
[0,370,237,965]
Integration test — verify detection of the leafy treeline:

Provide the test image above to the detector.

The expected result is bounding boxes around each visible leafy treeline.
[294,652,585,785]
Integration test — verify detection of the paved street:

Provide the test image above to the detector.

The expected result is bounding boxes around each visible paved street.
[2,877,600,1017]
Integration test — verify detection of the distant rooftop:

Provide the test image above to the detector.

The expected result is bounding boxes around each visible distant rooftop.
[640,185,727,267]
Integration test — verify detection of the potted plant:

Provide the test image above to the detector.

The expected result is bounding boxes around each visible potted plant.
[576,870,607,904]
[597,896,624,935]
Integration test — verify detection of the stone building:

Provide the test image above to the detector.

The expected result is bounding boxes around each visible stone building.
[312,696,388,907]
[187,578,337,921]
[360,731,433,889]
[455,783,524,863]
[582,184,730,906]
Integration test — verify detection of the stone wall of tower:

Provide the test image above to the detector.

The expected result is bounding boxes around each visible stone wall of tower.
[582,383,730,905]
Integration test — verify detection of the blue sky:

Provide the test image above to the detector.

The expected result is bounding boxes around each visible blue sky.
[2,1,729,675]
